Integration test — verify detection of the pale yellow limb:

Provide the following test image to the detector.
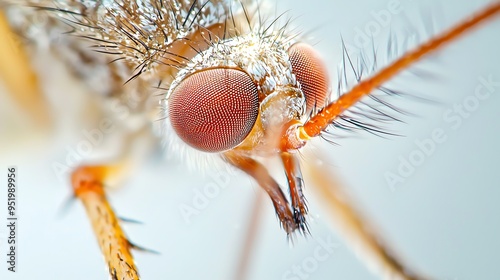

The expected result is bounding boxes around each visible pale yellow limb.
[303,155,428,280]
[0,10,50,126]
[233,190,266,280]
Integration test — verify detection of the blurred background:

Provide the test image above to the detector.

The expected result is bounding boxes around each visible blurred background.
[0,0,499,279]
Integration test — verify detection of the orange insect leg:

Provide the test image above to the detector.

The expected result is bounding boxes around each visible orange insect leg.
[72,165,140,280]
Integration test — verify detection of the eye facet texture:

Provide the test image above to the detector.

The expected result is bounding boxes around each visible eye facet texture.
[288,43,330,114]
[168,68,259,153]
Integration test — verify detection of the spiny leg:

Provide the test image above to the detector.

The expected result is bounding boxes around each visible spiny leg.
[223,151,297,234]
[281,152,309,233]
[71,165,140,280]
[303,155,428,280]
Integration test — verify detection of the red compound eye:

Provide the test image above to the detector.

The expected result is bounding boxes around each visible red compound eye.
[168,68,259,153]
[288,43,330,114]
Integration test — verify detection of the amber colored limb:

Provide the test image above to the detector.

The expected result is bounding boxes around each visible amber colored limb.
[224,152,298,234]
[281,2,500,149]
[281,152,309,233]
[302,156,428,280]
[0,11,49,125]
[71,166,140,280]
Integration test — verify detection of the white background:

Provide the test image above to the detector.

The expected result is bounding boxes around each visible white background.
[1,0,499,279]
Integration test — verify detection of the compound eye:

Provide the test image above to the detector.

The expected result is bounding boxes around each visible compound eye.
[288,43,330,114]
[168,68,259,153]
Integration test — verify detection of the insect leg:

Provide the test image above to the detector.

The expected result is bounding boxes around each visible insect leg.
[233,190,265,280]
[281,152,309,234]
[223,152,298,234]
[0,10,49,126]
[303,154,428,280]
[71,165,140,280]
